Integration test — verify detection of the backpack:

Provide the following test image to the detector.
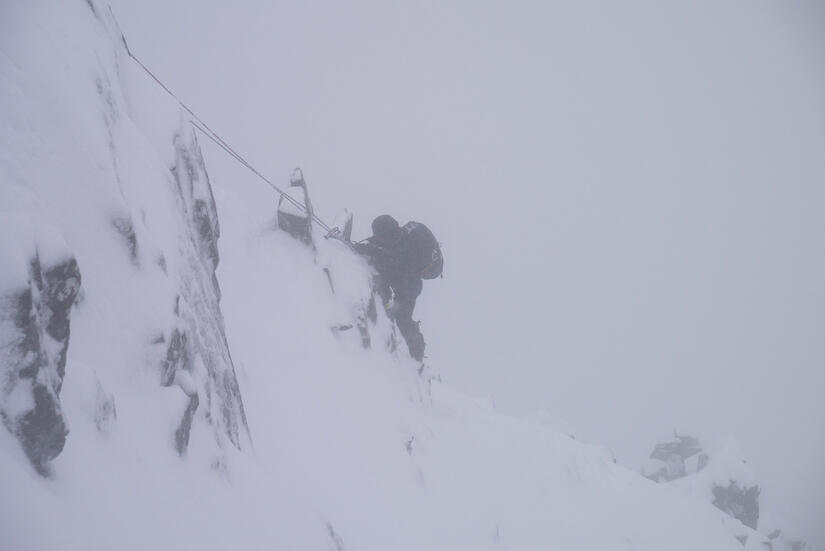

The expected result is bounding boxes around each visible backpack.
[402,221,443,279]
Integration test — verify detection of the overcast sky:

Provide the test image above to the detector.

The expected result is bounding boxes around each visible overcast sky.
[111,0,825,545]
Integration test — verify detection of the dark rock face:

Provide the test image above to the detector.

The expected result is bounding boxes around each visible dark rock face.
[174,393,199,455]
[357,295,377,349]
[712,481,760,530]
[160,327,190,387]
[326,521,347,551]
[111,215,138,265]
[93,379,117,435]
[0,255,81,475]
[193,199,219,271]
[164,131,249,456]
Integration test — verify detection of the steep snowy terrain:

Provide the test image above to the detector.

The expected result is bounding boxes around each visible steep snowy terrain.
[0,1,789,549]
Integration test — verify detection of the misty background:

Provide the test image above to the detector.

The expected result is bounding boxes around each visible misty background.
[109,0,824,545]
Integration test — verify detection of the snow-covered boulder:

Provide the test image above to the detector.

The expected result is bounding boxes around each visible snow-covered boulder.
[0,218,80,474]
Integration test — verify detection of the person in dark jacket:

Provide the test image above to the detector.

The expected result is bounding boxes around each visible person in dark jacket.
[353,215,437,361]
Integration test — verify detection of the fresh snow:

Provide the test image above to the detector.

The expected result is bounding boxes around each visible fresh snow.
[0,0,792,549]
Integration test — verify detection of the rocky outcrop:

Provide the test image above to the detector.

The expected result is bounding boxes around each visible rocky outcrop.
[161,130,249,455]
[0,236,81,475]
[713,481,760,530]
[642,434,809,549]
[644,434,761,531]
[1,0,249,471]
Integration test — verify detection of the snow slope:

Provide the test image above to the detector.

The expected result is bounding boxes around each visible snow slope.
[0,1,772,549]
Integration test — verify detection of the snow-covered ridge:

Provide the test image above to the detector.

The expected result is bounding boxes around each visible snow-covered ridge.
[0,0,248,472]
[0,1,785,549]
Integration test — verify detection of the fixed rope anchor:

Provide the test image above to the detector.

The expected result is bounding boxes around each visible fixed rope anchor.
[120,32,333,234]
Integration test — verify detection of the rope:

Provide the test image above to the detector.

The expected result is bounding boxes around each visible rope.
[120,34,332,233]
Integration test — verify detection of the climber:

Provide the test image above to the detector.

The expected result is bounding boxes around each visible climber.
[277,168,314,246]
[352,215,442,361]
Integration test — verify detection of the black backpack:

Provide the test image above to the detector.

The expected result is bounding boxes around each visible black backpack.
[402,222,443,279]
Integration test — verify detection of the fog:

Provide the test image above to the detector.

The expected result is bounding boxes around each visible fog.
[110,0,825,545]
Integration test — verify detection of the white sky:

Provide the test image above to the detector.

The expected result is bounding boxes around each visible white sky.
[110,0,825,546]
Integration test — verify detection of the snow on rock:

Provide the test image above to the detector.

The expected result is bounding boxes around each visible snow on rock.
[668,437,762,545]
[0,0,780,549]
[164,128,249,455]
[652,436,759,526]
[0,0,248,477]
[0,216,80,475]
[643,433,811,549]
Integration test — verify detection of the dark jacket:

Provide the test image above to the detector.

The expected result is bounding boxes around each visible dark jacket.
[353,224,429,361]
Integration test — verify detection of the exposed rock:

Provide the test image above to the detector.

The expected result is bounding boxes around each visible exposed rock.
[193,199,219,271]
[326,521,347,551]
[641,434,812,548]
[93,378,117,435]
[157,253,168,275]
[712,481,760,530]
[174,394,199,456]
[161,328,190,387]
[111,215,138,265]
[0,253,81,475]
[356,297,374,349]
[164,130,249,455]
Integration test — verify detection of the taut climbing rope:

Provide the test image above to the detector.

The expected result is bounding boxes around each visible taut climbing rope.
[119,33,333,234]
